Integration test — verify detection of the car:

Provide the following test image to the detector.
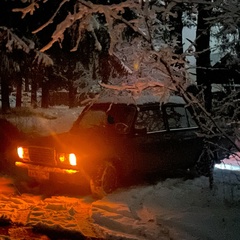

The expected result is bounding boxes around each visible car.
[14,95,216,198]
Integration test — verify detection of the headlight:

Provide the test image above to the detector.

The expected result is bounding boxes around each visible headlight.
[69,154,77,166]
[17,147,29,160]
[58,153,77,166]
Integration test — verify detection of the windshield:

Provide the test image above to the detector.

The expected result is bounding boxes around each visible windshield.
[75,103,136,134]
[78,110,107,128]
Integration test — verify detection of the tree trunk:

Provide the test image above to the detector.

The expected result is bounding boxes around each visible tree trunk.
[16,77,22,107]
[196,3,212,112]
[24,78,30,92]
[69,81,77,108]
[31,79,38,108]
[41,78,49,108]
[0,76,10,113]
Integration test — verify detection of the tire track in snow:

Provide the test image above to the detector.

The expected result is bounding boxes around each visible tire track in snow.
[91,186,173,240]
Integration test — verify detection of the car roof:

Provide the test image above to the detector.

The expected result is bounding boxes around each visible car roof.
[93,95,186,106]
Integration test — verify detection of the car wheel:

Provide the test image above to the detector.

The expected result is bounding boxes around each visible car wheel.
[90,162,118,199]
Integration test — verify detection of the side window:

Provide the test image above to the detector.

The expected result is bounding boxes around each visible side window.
[166,106,198,129]
[186,108,198,128]
[135,109,165,133]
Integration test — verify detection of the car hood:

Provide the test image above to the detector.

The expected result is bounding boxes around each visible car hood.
[21,128,117,158]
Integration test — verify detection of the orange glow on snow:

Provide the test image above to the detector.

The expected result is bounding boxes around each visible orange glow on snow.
[0,176,15,195]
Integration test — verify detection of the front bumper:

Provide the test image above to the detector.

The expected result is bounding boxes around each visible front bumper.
[15,161,87,185]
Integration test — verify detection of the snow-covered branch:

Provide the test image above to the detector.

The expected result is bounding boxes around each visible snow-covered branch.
[12,2,39,18]
[32,0,70,34]
[33,52,53,66]
[0,26,30,53]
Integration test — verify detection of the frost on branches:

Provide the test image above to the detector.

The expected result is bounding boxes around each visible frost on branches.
[13,0,189,104]
[0,26,30,54]
[0,27,53,70]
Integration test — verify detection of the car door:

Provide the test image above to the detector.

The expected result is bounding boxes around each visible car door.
[132,104,171,173]
[163,104,204,170]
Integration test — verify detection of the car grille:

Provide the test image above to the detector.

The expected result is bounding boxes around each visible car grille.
[28,146,56,166]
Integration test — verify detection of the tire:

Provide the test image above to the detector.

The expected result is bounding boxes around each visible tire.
[90,162,118,199]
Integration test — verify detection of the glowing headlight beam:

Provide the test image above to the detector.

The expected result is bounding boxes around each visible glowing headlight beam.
[17,147,24,159]
[17,147,29,159]
[69,153,77,166]
[214,156,240,172]
[215,163,240,171]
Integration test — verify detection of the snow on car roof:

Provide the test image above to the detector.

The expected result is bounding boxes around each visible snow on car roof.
[168,95,186,104]
[94,94,186,105]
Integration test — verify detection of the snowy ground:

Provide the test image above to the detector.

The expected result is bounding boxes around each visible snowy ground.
[1,106,240,240]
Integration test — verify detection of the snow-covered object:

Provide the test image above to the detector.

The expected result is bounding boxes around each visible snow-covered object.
[1,106,240,240]
[94,91,184,106]
[0,163,240,239]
